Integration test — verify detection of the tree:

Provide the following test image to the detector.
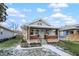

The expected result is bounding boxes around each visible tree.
[0,3,8,22]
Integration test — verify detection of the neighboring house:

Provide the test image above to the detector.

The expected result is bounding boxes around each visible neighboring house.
[60,25,79,41]
[15,30,22,36]
[0,25,17,41]
[21,19,59,45]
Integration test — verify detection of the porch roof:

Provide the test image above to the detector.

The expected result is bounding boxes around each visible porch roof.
[60,25,79,31]
[60,28,79,31]
[26,25,59,29]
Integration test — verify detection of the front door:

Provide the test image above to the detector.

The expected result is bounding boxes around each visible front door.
[39,29,47,45]
[39,29,45,39]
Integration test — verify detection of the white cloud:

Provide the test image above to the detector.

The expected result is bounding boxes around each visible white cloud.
[51,13,77,24]
[19,14,26,18]
[55,21,61,23]
[7,8,26,18]
[64,16,77,25]
[23,9,32,12]
[49,3,69,13]
[36,8,46,13]
[53,8,61,12]
[49,3,69,8]
[43,17,49,20]
[43,12,78,26]
[7,8,19,16]
[22,19,26,23]
[5,19,16,26]
[50,12,67,18]
[6,19,16,23]
[64,16,73,21]
[65,20,77,25]
[10,19,16,22]
[0,22,8,26]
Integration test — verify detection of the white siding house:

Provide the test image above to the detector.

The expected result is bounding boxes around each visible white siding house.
[0,25,16,41]
[21,19,59,44]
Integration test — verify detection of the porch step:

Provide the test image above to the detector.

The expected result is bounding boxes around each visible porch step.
[40,39,47,45]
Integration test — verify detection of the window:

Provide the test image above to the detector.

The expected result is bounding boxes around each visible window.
[77,30,79,34]
[1,32,3,34]
[0,28,3,35]
[66,30,69,35]
[30,29,33,35]
[36,29,39,34]
[70,31,73,34]
[60,31,64,36]
[46,30,49,34]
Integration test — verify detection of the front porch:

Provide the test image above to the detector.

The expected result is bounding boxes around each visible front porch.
[26,26,59,44]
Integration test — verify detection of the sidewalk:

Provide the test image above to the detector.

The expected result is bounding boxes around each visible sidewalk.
[42,44,72,56]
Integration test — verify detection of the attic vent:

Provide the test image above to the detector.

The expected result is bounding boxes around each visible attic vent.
[37,22,42,25]
[39,20,41,21]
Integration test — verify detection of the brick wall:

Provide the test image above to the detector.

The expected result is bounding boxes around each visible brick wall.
[30,35,39,39]
[45,35,57,39]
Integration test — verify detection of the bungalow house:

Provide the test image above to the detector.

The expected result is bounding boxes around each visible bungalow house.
[21,19,59,45]
[0,25,17,41]
[60,24,79,41]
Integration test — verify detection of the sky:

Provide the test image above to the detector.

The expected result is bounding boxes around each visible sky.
[1,3,79,30]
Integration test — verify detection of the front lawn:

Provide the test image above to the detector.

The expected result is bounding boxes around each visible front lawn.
[0,35,22,49]
[54,40,79,56]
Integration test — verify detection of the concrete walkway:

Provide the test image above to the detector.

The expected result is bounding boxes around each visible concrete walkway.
[42,44,72,56]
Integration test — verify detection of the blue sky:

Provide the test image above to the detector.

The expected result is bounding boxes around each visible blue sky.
[1,3,79,30]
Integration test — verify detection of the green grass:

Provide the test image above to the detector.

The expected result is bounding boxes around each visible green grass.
[0,36,22,49]
[55,40,79,56]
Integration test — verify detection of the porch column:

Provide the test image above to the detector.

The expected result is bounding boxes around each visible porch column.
[27,26,30,46]
[74,30,77,34]
[55,29,58,36]
[25,27,27,40]
[22,29,26,40]
[57,29,60,40]
[56,29,59,40]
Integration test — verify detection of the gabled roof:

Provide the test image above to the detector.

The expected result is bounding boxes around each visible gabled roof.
[22,18,59,29]
[25,18,51,26]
